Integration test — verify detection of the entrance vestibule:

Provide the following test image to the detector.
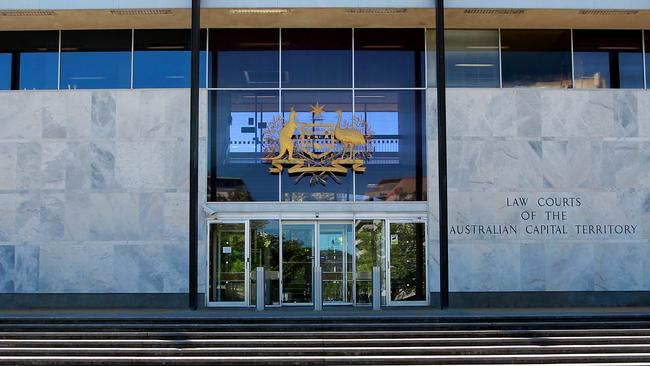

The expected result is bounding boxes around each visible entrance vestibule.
[207,218,427,308]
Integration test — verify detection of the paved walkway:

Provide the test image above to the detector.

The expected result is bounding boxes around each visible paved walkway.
[2,306,650,319]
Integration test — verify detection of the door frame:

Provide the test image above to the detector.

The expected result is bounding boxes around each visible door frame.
[205,219,250,307]
[385,218,429,307]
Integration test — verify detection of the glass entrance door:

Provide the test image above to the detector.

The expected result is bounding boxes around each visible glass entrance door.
[319,223,353,304]
[387,221,427,305]
[281,223,315,304]
[208,222,249,306]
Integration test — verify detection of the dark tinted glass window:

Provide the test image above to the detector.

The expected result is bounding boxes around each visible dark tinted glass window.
[354,90,426,201]
[134,29,206,88]
[501,30,572,88]
[355,29,425,88]
[281,29,352,88]
[427,29,500,88]
[60,30,131,89]
[0,31,58,90]
[209,29,279,88]
[573,30,644,89]
[208,90,279,201]
[280,90,353,202]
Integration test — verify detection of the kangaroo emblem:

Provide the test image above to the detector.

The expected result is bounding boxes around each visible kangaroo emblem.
[275,108,299,160]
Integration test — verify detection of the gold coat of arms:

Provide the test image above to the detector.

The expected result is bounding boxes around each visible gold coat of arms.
[263,103,372,186]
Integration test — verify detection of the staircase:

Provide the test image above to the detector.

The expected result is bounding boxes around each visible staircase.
[2,314,650,365]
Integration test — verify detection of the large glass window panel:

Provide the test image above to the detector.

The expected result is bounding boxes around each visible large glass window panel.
[355,220,385,305]
[134,29,206,88]
[355,29,425,88]
[501,30,572,88]
[389,222,426,303]
[280,91,354,202]
[281,29,352,88]
[209,29,279,88]
[354,90,426,201]
[209,223,246,303]
[208,90,279,201]
[60,30,132,89]
[573,30,644,89]
[0,31,58,90]
[250,220,280,306]
[427,29,500,88]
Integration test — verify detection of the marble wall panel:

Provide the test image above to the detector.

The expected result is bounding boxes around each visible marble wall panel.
[0,144,17,190]
[0,89,196,295]
[0,194,15,242]
[444,88,650,293]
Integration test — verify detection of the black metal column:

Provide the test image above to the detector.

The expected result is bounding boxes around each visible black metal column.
[435,0,449,309]
[189,0,201,310]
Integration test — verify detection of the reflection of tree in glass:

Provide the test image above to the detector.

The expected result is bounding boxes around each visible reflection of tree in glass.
[355,221,383,303]
[282,237,312,302]
[390,223,425,302]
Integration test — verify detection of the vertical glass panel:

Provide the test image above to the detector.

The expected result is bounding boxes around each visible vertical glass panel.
[133,29,207,88]
[281,29,352,88]
[573,30,644,89]
[427,29,500,88]
[209,223,246,303]
[209,29,279,88]
[280,90,354,202]
[389,222,426,303]
[60,30,132,89]
[250,220,280,306]
[355,29,425,88]
[501,30,572,88]
[319,223,353,304]
[646,31,650,88]
[282,223,314,304]
[355,90,426,201]
[0,31,59,90]
[355,220,385,305]
[208,90,279,201]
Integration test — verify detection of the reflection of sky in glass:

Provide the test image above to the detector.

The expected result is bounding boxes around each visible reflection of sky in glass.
[20,52,58,89]
[134,51,206,88]
[0,52,58,90]
[0,54,10,89]
[619,53,644,89]
[61,51,131,89]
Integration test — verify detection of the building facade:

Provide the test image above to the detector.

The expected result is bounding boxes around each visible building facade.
[1,0,650,308]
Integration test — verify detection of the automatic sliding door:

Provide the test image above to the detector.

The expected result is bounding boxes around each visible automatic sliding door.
[319,223,353,304]
[387,221,427,305]
[282,223,315,304]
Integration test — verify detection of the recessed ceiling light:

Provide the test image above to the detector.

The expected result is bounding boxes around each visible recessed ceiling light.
[463,9,524,15]
[578,10,638,15]
[230,9,290,15]
[0,10,55,16]
[110,9,173,16]
[345,8,407,14]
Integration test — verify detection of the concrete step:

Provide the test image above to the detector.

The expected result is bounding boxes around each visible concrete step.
[4,320,650,332]
[3,328,650,339]
[3,344,650,356]
[3,335,650,348]
[3,353,650,365]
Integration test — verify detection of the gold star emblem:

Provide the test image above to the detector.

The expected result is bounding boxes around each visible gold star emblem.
[310,102,325,118]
